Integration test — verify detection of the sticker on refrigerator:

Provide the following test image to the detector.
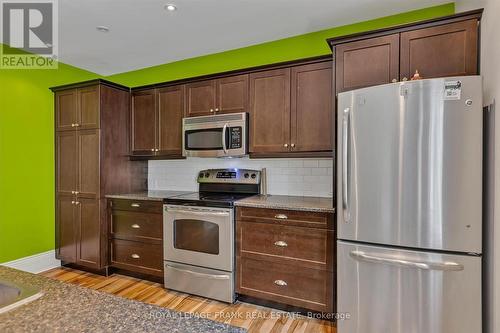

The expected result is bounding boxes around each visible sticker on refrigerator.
[444,80,462,100]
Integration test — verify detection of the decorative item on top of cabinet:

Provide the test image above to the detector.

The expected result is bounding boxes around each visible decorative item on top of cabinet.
[52,79,147,272]
[130,86,185,159]
[185,74,249,117]
[236,207,335,313]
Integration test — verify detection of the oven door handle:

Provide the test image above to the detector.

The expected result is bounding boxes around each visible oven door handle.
[166,265,230,280]
[222,123,228,154]
[166,208,230,217]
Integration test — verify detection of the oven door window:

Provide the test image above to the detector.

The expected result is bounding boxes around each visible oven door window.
[185,129,223,150]
[174,219,219,255]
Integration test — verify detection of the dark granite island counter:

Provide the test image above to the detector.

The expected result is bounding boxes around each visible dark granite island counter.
[0,266,245,333]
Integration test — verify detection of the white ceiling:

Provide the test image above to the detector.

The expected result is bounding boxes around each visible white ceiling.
[8,0,452,75]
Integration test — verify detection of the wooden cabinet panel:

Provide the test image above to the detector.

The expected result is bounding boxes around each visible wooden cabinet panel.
[335,34,399,93]
[158,86,184,155]
[237,207,334,230]
[111,239,163,277]
[78,86,100,129]
[78,129,100,199]
[249,68,291,153]
[111,210,163,242]
[110,199,163,213]
[131,90,157,154]
[56,131,77,196]
[216,74,248,114]
[56,196,77,262]
[400,19,478,80]
[77,198,100,267]
[55,90,77,131]
[237,257,334,313]
[185,80,216,117]
[291,62,333,152]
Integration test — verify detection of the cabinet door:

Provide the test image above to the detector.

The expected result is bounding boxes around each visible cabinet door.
[76,198,100,268]
[335,34,399,93]
[249,68,291,153]
[216,74,248,114]
[56,196,77,263]
[77,85,100,130]
[185,80,216,117]
[77,129,100,199]
[291,62,333,152]
[158,85,184,156]
[131,90,157,154]
[400,19,478,80]
[55,89,77,131]
[56,131,77,196]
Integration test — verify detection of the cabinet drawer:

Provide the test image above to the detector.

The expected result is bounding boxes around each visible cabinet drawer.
[110,239,163,276]
[110,199,163,213]
[238,222,334,270]
[111,210,162,242]
[237,207,333,229]
[237,257,333,313]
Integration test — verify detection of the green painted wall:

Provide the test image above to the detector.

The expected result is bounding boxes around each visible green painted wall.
[0,53,98,263]
[107,3,455,87]
[0,3,454,263]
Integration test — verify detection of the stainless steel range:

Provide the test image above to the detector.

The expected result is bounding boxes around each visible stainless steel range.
[163,168,261,303]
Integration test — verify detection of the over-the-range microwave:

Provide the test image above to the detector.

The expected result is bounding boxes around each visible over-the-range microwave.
[182,112,248,158]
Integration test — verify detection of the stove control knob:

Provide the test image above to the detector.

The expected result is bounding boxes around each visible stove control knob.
[251,173,257,179]
[199,172,204,178]
[205,172,210,178]
[244,173,249,178]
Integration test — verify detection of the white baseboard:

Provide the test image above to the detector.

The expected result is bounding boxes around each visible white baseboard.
[1,250,61,274]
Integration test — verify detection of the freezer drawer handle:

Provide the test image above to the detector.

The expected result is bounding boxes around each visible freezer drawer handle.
[166,265,230,280]
[350,251,464,271]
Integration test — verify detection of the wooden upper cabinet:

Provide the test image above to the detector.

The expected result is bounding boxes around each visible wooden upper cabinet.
[158,85,185,155]
[56,89,77,131]
[216,74,248,114]
[77,85,100,130]
[131,89,157,154]
[291,62,333,152]
[249,68,291,154]
[400,19,479,80]
[335,34,400,93]
[185,80,216,117]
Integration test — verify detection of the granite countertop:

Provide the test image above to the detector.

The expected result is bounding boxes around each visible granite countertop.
[105,190,193,202]
[234,195,335,213]
[0,266,245,333]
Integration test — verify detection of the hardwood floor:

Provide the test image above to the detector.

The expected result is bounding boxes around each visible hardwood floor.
[41,267,336,333]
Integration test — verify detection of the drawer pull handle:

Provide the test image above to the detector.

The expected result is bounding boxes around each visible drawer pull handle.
[274,214,288,220]
[131,224,140,229]
[131,254,140,259]
[131,203,141,208]
[274,280,287,287]
[274,240,288,247]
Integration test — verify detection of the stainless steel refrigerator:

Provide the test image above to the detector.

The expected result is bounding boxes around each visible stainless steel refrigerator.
[336,76,483,333]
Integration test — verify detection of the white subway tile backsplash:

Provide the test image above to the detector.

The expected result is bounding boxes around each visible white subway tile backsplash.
[148,157,333,197]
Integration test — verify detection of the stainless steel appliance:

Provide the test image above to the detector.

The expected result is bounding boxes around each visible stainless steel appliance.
[182,112,248,157]
[163,168,260,303]
[337,76,483,333]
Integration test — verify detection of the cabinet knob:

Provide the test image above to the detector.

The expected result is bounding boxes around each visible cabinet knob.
[290,143,295,148]
[210,109,214,113]
[131,224,140,229]
[215,108,219,112]
[71,201,75,205]
[274,214,288,220]
[155,148,160,152]
[151,148,155,152]
[74,201,80,205]
[402,77,408,81]
[283,143,289,148]
[392,79,398,83]
[131,203,141,208]
[274,280,287,287]
[274,240,288,247]
[131,254,140,259]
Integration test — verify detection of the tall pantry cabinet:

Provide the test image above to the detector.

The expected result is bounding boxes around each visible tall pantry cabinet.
[52,80,146,271]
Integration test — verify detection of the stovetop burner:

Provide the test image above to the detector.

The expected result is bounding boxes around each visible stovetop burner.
[165,191,255,208]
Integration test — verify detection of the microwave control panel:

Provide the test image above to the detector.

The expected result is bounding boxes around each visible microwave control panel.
[228,127,242,149]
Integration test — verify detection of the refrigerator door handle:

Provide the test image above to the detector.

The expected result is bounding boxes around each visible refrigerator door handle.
[342,107,351,222]
[350,251,464,271]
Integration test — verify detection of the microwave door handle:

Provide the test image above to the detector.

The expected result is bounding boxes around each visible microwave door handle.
[222,123,228,154]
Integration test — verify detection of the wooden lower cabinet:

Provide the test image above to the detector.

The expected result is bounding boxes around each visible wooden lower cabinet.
[108,198,164,278]
[236,207,335,313]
